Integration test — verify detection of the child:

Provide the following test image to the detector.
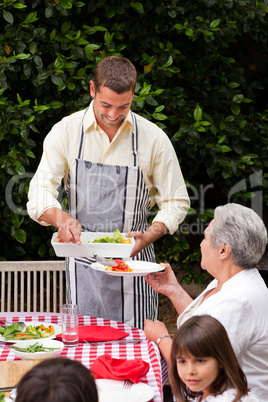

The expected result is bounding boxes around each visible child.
[15,357,98,402]
[170,315,258,402]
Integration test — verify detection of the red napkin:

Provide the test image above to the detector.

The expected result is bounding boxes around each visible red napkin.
[90,354,150,383]
[56,325,129,343]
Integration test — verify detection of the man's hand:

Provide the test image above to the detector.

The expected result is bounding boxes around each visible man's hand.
[127,231,148,256]
[40,207,82,244]
[57,215,82,244]
[127,222,168,257]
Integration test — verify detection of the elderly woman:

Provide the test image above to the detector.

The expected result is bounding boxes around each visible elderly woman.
[144,203,268,402]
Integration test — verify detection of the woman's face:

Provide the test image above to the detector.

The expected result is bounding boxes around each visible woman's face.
[176,351,220,399]
[200,219,220,274]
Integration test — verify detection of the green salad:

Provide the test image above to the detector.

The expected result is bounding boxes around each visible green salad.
[92,229,131,244]
[0,322,55,341]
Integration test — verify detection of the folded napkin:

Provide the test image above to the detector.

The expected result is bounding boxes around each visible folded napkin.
[56,325,129,343]
[90,353,150,383]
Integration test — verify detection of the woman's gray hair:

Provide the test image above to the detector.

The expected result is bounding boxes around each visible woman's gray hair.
[210,203,267,269]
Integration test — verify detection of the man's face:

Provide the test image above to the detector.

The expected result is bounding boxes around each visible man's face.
[90,81,133,133]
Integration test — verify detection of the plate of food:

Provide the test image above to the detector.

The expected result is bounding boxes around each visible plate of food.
[10,339,64,360]
[51,229,135,258]
[91,259,164,276]
[96,379,154,402]
[0,321,62,343]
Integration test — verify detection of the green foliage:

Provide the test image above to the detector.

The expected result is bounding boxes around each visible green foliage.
[0,0,267,283]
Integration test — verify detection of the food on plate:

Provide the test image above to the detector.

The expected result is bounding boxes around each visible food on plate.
[56,236,70,243]
[92,229,132,244]
[11,342,60,353]
[0,323,55,341]
[0,392,4,401]
[105,259,133,272]
[0,321,25,337]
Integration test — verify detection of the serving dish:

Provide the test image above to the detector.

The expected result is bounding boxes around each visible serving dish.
[51,232,135,258]
[11,339,64,360]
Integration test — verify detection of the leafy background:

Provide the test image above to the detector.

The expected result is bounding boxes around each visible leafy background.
[1,0,267,284]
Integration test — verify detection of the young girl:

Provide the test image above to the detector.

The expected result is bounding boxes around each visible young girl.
[170,315,258,402]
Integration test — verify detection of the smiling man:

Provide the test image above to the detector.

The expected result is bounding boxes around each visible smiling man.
[27,56,190,329]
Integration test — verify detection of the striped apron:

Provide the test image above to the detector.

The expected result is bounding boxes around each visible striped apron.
[65,109,158,329]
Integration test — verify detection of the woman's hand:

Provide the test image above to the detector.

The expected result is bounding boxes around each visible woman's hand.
[144,319,169,344]
[144,263,179,298]
[144,319,173,366]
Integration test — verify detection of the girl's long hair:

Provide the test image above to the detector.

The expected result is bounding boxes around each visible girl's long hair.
[170,315,249,402]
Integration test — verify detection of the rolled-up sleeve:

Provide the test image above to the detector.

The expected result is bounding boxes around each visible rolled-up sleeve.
[150,133,190,234]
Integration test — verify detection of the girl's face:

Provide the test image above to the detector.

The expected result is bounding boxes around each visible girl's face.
[176,351,220,399]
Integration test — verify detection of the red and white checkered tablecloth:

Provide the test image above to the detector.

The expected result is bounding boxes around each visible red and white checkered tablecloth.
[0,313,168,402]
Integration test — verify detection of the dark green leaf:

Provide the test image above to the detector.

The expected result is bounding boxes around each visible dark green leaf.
[51,76,64,86]
[14,229,27,244]
[3,11,14,24]
[130,2,144,12]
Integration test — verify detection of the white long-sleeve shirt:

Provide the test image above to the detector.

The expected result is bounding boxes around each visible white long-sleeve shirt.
[27,102,190,234]
[178,269,268,402]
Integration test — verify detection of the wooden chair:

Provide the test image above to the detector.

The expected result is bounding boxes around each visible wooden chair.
[0,261,66,313]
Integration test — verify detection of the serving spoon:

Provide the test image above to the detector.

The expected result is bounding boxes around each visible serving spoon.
[0,321,26,331]
[82,243,117,266]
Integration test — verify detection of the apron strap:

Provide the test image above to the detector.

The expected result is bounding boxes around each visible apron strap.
[78,107,89,159]
[130,111,138,167]
[78,105,138,167]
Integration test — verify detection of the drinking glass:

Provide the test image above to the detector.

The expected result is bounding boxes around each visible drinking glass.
[61,304,79,347]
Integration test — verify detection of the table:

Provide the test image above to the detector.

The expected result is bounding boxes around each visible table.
[0,313,168,402]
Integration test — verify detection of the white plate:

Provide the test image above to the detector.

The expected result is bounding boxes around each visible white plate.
[96,379,154,402]
[51,232,135,258]
[9,389,17,401]
[91,260,164,276]
[0,321,62,343]
[11,339,64,360]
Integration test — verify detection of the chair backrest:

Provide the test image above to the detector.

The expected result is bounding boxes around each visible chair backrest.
[0,261,66,313]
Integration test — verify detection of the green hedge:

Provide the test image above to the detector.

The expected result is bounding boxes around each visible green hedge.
[1,0,267,283]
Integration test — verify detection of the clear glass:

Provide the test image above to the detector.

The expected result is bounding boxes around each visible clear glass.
[61,304,79,347]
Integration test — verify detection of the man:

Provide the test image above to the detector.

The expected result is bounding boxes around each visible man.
[27,56,189,329]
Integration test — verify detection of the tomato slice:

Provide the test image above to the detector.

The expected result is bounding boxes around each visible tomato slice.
[107,259,132,272]
[114,259,125,265]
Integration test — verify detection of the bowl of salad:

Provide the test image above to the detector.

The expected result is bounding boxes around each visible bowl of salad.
[51,229,135,258]
[10,339,64,360]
